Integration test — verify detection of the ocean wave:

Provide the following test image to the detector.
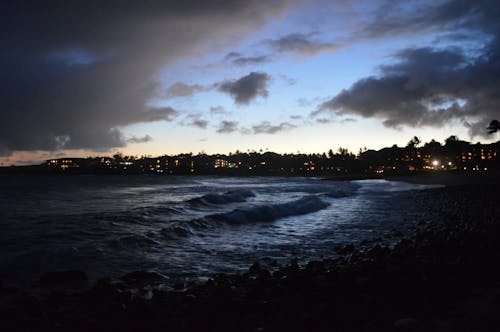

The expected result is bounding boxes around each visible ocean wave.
[323,190,355,198]
[208,195,329,224]
[160,223,195,239]
[108,234,161,249]
[189,189,255,206]
[268,181,360,195]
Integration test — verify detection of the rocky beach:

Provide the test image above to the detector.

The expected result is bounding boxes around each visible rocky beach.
[1,177,500,332]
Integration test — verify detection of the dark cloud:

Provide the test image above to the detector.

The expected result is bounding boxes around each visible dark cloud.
[216,121,239,134]
[266,33,340,56]
[224,52,242,60]
[317,1,500,138]
[222,31,339,70]
[216,72,271,104]
[183,113,209,129]
[164,82,205,98]
[127,135,153,144]
[0,0,290,155]
[191,119,209,129]
[232,55,270,66]
[252,121,296,134]
[356,0,498,40]
[224,52,270,66]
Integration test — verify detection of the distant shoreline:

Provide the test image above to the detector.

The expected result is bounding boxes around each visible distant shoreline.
[2,167,500,187]
[323,170,500,186]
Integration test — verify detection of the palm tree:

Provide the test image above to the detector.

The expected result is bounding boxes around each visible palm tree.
[487,120,500,134]
[406,136,421,148]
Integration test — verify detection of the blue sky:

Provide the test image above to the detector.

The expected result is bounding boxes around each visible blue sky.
[1,0,499,165]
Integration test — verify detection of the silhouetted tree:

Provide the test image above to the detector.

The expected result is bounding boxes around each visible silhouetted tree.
[113,152,123,162]
[406,136,421,148]
[328,149,334,159]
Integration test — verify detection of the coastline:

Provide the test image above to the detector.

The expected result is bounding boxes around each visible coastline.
[2,182,500,331]
[324,170,500,187]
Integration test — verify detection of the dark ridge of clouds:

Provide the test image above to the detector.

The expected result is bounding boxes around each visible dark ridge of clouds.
[0,1,291,156]
[191,119,209,129]
[164,82,205,98]
[266,32,340,56]
[216,72,271,105]
[252,121,296,134]
[317,1,500,138]
[224,51,270,66]
[356,0,499,40]
[290,115,302,120]
[224,52,241,60]
[184,114,209,129]
[216,121,239,134]
[127,135,153,144]
[232,55,270,66]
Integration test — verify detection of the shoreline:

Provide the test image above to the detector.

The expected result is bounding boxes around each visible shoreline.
[323,170,500,186]
[2,183,500,331]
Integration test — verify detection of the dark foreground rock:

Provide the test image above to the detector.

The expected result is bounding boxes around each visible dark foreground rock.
[39,270,88,284]
[1,184,500,331]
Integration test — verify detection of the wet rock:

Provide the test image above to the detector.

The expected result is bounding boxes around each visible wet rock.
[0,281,18,295]
[173,281,186,290]
[248,262,262,275]
[336,244,355,255]
[121,271,169,284]
[245,262,271,281]
[393,317,422,331]
[91,277,126,296]
[367,245,390,260]
[305,260,325,274]
[40,270,88,284]
[290,257,300,269]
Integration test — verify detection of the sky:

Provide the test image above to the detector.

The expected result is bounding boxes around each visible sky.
[1,0,499,165]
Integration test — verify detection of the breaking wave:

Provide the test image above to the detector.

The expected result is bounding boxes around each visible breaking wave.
[208,195,329,224]
[189,189,255,206]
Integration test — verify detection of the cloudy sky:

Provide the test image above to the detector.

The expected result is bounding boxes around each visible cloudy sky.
[1,0,499,165]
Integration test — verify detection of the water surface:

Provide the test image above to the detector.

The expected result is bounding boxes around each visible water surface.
[0,175,441,290]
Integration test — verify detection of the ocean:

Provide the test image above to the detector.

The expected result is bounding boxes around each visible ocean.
[0,175,441,291]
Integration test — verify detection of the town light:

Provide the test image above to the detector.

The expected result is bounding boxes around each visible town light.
[432,160,439,166]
